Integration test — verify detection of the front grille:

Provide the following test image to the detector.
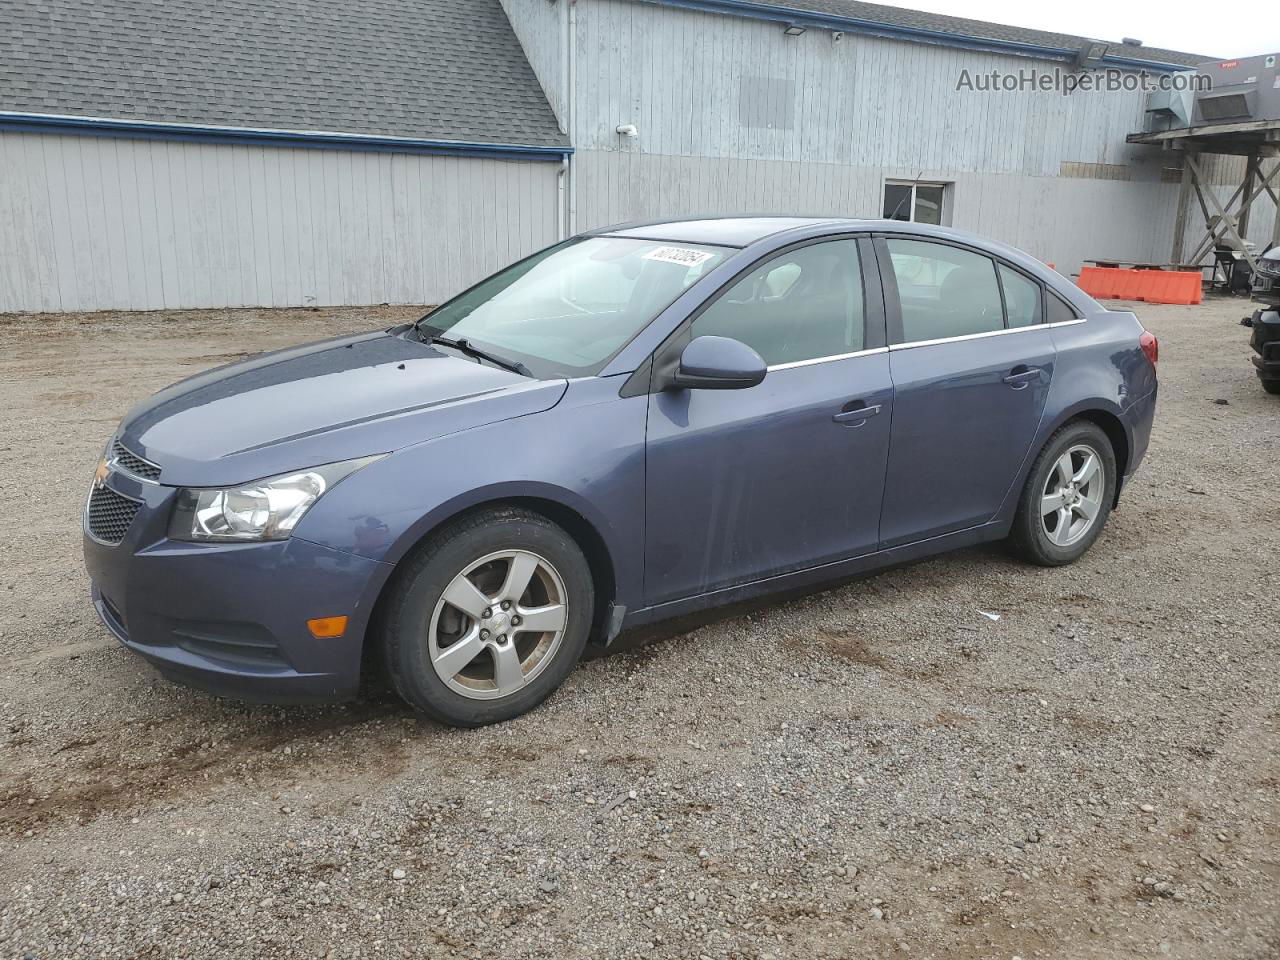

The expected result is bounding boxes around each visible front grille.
[87,484,141,544]
[112,440,161,481]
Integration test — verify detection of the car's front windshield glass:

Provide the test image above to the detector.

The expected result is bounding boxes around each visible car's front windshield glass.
[418,236,730,378]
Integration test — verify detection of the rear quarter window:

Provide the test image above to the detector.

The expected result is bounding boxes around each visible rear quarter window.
[1047,292,1080,324]
[998,265,1042,328]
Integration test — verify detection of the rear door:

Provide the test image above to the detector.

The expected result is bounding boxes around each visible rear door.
[876,236,1055,547]
[642,237,892,606]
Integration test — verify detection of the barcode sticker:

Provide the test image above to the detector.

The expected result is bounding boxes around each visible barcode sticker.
[643,246,714,267]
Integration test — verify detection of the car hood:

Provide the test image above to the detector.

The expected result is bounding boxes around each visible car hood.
[118,330,568,487]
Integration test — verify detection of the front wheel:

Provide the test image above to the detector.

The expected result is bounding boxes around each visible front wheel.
[381,507,594,726]
[1008,421,1117,567]
[1261,379,1280,396]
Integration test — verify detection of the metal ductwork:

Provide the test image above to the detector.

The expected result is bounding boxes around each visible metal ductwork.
[1193,53,1280,125]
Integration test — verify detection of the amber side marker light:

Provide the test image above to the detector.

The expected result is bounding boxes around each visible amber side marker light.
[307,616,349,639]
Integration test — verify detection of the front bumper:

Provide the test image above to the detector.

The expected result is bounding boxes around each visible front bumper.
[83,468,391,704]
[1250,309,1280,383]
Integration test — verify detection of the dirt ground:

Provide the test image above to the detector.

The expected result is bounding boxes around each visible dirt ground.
[0,297,1277,960]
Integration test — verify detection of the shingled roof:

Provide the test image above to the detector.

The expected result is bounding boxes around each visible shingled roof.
[0,0,569,148]
[646,0,1213,67]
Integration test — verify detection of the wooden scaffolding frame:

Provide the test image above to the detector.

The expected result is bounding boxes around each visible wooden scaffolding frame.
[1127,118,1280,274]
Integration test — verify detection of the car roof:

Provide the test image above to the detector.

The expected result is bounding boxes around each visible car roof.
[591,215,1007,250]
[593,216,853,248]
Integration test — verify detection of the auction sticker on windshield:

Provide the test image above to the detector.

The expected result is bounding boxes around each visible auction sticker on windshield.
[643,246,715,267]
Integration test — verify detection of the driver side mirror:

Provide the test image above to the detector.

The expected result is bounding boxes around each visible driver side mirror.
[670,336,767,390]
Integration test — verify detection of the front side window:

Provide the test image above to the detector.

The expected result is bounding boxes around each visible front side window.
[691,239,865,366]
[421,237,729,378]
[887,238,1003,344]
[999,264,1043,328]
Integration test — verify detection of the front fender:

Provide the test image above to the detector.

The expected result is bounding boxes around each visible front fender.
[378,479,624,573]
[293,377,649,610]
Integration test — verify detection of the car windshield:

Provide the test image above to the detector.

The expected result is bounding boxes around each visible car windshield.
[417,236,730,378]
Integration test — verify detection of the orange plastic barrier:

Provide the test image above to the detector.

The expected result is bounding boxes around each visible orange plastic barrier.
[1077,266,1201,306]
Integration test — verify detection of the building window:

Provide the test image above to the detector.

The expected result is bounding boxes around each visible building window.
[883,181,948,225]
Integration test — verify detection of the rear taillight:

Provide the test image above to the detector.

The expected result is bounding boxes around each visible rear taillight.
[1139,331,1158,368]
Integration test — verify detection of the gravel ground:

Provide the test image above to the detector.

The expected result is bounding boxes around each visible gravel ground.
[0,298,1277,960]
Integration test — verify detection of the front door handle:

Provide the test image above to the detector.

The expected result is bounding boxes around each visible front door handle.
[833,401,882,425]
[1003,365,1042,389]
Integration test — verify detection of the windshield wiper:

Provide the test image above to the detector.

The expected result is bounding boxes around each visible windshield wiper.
[422,333,531,377]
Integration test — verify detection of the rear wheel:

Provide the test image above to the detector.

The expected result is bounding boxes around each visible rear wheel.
[381,507,593,726]
[1261,379,1280,396]
[1009,421,1116,567]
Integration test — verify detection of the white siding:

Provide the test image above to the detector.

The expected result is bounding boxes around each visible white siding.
[0,132,561,313]
[573,149,1219,269]
[4,4,1274,315]
[500,0,567,130]
[569,0,1276,273]
[574,150,881,223]
[571,0,1165,173]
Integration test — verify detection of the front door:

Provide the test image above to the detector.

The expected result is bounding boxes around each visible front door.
[642,237,893,607]
[876,237,1055,547]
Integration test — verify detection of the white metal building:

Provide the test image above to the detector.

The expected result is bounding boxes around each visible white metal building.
[1,0,1271,313]
[0,0,569,313]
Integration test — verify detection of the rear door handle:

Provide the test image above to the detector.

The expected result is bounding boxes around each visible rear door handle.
[1003,366,1042,389]
[833,401,882,425]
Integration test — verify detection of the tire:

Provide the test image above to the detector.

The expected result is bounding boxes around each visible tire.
[1008,420,1117,567]
[1261,379,1280,396]
[381,507,593,727]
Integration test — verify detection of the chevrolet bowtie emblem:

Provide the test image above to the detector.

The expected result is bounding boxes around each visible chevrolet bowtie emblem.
[93,457,110,488]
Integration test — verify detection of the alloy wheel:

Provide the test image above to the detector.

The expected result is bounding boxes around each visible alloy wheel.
[1040,443,1106,547]
[427,550,569,700]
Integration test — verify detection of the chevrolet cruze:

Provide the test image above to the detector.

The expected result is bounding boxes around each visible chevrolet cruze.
[83,217,1158,726]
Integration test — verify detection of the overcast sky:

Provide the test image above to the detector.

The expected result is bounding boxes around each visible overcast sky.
[902,0,1276,59]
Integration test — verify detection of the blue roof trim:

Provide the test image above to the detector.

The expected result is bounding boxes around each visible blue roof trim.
[1102,54,1191,72]
[0,113,574,160]
[634,0,1191,72]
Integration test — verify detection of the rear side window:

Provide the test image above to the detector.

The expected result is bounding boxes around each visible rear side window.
[999,265,1043,328]
[1047,292,1080,324]
[887,239,1003,344]
[692,239,865,366]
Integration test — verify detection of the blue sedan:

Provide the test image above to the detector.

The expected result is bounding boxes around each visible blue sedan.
[83,217,1159,726]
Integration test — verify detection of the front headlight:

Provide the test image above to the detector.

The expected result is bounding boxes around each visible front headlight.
[168,456,383,542]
